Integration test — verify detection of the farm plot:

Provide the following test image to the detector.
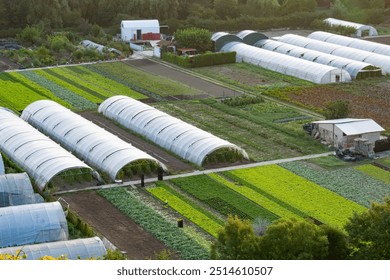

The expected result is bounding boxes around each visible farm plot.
[147,182,224,237]
[87,62,204,99]
[354,164,390,184]
[170,175,280,222]
[98,187,209,260]
[280,161,390,208]
[0,72,70,111]
[228,165,366,229]
[154,99,326,161]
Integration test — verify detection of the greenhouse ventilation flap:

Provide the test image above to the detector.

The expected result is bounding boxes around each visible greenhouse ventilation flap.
[0,108,93,190]
[0,173,44,207]
[98,96,249,166]
[220,41,351,84]
[0,201,68,248]
[0,237,107,260]
[0,153,4,175]
[277,34,390,74]
[21,100,167,181]
[308,31,390,57]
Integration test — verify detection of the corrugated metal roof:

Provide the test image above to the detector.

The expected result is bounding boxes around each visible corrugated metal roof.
[313,119,384,135]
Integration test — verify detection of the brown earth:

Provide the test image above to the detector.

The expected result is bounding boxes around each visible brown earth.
[60,191,175,260]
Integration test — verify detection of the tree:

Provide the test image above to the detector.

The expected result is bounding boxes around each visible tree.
[258,218,329,260]
[214,0,240,19]
[323,100,351,119]
[345,197,390,260]
[320,224,349,259]
[211,215,259,260]
[279,0,317,15]
[174,27,212,53]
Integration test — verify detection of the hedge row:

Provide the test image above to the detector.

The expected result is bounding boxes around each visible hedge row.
[162,52,236,68]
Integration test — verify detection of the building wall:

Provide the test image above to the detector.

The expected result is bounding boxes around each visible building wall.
[121,22,160,41]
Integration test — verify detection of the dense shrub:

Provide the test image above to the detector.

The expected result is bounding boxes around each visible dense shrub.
[162,52,235,68]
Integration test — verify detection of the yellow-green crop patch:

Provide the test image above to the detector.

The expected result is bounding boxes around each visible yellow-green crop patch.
[229,165,366,229]
[355,164,390,184]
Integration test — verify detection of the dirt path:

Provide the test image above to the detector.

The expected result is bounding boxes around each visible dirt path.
[125,59,241,98]
[61,191,173,260]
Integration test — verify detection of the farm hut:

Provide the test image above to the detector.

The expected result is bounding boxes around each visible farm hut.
[308,31,390,57]
[0,202,68,248]
[254,38,381,79]
[323,18,378,37]
[278,34,390,74]
[99,96,249,166]
[211,32,242,52]
[310,118,385,152]
[0,237,107,260]
[220,41,351,84]
[121,19,160,42]
[0,108,93,190]
[0,173,44,207]
[21,100,167,181]
[0,153,4,175]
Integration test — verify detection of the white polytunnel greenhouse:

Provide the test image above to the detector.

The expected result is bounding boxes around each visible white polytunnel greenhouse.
[0,109,93,190]
[254,39,381,79]
[98,96,249,166]
[0,201,68,248]
[212,32,243,52]
[278,34,390,74]
[21,100,167,180]
[220,41,351,84]
[0,154,4,175]
[308,31,390,57]
[0,237,107,260]
[323,18,378,37]
[0,173,44,207]
[236,30,268,45]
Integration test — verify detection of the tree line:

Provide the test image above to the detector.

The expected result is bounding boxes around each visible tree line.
[0,0,387,36]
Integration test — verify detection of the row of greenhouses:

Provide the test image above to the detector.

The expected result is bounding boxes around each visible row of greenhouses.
[212,30,390,83]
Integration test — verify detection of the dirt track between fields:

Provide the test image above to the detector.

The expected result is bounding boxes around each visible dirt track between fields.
[61,191,175,260]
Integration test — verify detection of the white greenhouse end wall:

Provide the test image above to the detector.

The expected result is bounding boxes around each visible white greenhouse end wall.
[21,100,167,181]
[0,109,93,190]
[308,31,390,57]
[98,96,249,166]
[0,237,107,260]
[220,41,351,84]
[0,202,68,248]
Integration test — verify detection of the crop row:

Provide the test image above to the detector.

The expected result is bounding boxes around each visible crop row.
[65,66,147,99]
[97,187,209,260]
[147,182,224,237]
[228,165,366,229]
[208,173,303,220]
[354,164,390,184]
[280,161,390,208]
[20,71,96,110]
[170,175,279,222]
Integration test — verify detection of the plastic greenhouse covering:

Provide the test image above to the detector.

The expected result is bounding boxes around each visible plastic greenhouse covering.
[0,109,93,190]
[278,34,390,74]
[236,30,268,45]
[254,39,380,79]
[98,96,249,166]
[309,31,390,56]
[0,237,107,260]
[0,154,4,175]
[0,201,68,248]
[0,173,44,207]
[220,41,351,84]
[211,32,243,52]
[322,18,378,37]
[21,100,167,180]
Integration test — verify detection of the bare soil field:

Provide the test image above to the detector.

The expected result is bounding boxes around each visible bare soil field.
[60,191,175,260]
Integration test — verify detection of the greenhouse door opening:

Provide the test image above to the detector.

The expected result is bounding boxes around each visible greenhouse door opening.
[336,75,340,83]
[137,29,142,40]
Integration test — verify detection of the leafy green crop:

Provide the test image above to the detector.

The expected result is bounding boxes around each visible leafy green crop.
[354,164,390,184]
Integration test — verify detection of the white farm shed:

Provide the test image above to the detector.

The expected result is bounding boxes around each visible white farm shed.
[311,118,384,149]
[323,18,378,37]
[121,20,160,42]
